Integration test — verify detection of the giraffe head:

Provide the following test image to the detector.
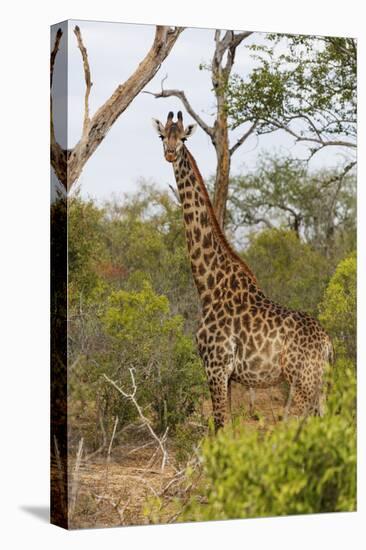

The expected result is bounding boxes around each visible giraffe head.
[152,111,197,162]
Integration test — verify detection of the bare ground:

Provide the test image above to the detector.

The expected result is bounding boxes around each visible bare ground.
[69,384,286,529]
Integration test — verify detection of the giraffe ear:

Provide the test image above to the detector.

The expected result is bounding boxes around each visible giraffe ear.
[152,118,166,136]
[184,124,197,138]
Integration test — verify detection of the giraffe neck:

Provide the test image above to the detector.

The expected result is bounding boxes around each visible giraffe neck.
[173,146,257,306]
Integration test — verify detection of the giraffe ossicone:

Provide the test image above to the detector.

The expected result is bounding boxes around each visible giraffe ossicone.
[153,111,333,432]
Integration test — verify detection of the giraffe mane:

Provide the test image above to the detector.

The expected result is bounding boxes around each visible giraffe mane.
[184,146,258,285]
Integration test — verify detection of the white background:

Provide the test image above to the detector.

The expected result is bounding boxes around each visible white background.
[0,1,364,549]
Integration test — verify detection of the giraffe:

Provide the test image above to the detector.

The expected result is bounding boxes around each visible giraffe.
[152,111,333,432]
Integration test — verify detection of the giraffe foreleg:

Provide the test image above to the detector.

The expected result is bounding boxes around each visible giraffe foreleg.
[207,369,229,432]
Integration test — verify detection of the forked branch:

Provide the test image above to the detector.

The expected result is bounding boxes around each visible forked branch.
[103,369,169,471]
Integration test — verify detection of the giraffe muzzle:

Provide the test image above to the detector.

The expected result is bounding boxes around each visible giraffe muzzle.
[165,151,177,163]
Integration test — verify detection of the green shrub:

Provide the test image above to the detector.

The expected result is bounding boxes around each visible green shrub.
[100,281,206,432]
[319,252,356,361]
[184,367,356,521]
[68,195,107,302]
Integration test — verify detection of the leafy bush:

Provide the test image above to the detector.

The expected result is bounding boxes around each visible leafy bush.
[68,195,107,302]
[184,363,356,521]
[319,252,356,361]
[100,281,206,432]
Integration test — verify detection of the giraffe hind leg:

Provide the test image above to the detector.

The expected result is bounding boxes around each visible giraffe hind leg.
[286,370,325,417]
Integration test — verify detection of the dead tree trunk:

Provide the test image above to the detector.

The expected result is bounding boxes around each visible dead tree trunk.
[145,29,256,228]
[51,25,184,192]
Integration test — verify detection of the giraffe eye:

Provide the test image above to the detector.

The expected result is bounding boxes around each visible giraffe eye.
[159,135,164,140]
[181,137,187,142]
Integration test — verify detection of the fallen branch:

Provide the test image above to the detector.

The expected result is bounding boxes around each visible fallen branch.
[126,440,155,456]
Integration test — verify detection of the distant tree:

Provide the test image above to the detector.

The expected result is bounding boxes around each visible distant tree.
[243,228,330,317]
[227,155,356,258]
[68,195,107,301]
[227,35,356,162]
[51,25,184,191]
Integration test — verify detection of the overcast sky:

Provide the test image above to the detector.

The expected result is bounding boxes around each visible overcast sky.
[51,20,351,202]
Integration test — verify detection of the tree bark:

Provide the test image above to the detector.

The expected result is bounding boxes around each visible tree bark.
[213,110,231,228]
[211,31,254,228]
[51,25,184,192]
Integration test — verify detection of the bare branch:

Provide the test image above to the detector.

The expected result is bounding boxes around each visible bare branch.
[103,370,169,472]
[214,30,233,65]
[267,119,357,150]
[168,184,181,203]
[126,440,155,456]
[229,122,257,155]
[214,29,221,46]
[107,416,119,457]
[144,87,214,137]
[225,32,253,73]
[73,25,92,133]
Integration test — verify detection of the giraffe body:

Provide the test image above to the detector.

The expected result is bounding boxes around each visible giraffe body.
[153,112,333,431]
